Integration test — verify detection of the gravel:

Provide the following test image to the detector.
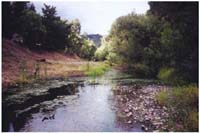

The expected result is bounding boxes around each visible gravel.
[113,84,170,131]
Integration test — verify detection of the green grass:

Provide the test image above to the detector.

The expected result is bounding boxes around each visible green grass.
[155,90,168,106]
[157,67,175,82]
[156,84,198,131]
[157,67,187,85]
[84,62,110,77]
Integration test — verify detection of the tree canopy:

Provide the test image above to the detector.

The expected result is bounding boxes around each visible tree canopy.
[2,2,92,58]
[96,2,198,83]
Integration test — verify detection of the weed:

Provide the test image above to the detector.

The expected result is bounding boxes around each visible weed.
[20,61,27,83]
[157,67,174,82]
[156,84,198,131]
[85,62,110,77]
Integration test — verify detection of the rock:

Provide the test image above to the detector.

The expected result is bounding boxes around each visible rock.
[132,107,138,111]
[141,125,148,131]
[163,106,167,110]
[124,109,129,113]
[48,83,78,96]
[126,112,132,117]
[120,98,123,101]
[153,122,163,125]
[49,114,55,119]
[42,116,48,122]
[58,101,63,104]
[127,120,132,124]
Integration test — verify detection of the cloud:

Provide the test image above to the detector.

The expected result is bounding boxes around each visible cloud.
[33,1,149,35]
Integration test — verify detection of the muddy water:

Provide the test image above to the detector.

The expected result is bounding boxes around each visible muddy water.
[3,69,158,132]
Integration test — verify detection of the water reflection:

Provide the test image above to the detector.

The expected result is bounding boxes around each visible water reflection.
[4,70,144,132]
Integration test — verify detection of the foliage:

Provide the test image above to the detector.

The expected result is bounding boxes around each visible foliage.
[2,2,86,55]
[157,67,175,83]
[108,13,164,78]
[94,37,109,61]
[156,84,198,131]
[155,90,168,106]
[66,19,83,54]
[80,39,96,60]
[125,63,150,78]
[2,2,35,38]
[107,2,198,83]
[106,52,120,65]
[41,4,69,51]
[84,62,110,77]
[19,10,46,49]
[148,2,198,82]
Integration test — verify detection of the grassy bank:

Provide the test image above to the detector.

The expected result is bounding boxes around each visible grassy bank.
[2,39,104,89]
[156,84,198,131]
[84,62,110,77]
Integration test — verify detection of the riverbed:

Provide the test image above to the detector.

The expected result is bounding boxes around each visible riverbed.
[2,69,167,132]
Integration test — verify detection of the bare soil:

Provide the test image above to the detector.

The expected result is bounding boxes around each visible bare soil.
[2,39,90,89]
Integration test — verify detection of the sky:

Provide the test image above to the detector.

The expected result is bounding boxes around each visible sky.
[33,1,149,35]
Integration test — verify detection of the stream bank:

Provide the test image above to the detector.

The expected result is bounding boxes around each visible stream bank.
[113,84,170,131]
[2,69,170,132]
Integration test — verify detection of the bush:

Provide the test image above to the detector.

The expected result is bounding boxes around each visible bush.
[155,90,168,106]
[157,67,175,82]
[94,36,110,61]
[80,39,96,60]
[128,63,150,78]
[156,84,198,131]
[106,52,120,64]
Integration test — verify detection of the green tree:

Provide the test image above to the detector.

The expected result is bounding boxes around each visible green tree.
[66,19,82,54]
[2,2,13,38]
[95,36,109,61]
[80,39,96,60]
[19,10,46,49]
[149,2,198,82]
[42,4,69,51]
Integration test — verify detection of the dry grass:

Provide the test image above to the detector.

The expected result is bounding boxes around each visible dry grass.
[2,39,95,88]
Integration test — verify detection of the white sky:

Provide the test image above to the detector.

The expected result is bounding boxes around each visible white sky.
[33,1,149,35]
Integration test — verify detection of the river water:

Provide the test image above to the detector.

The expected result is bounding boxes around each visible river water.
[3,69,157,132]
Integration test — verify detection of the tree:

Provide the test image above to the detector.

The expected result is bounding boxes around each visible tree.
[2,2,30,38]
[2,2,13,38]
[95,36,109,61]
[66,19,82,54]
[41,4,68,50]
[80,39,96,60]
[148,2,198,82]
[19,10,46,49]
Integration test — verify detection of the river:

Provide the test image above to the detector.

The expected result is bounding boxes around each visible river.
[3,69,161,132]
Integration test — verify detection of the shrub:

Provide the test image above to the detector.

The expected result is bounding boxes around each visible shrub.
[185,110,198,131]
[94,36,110,61]
[80,39,96,60]
[128,63,150,78]
[106,52,120,64]
[155,90,168,106]
[157,67,175,82]
[156,84,198,131]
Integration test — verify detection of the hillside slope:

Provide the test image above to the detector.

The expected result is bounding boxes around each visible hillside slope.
[2,39,85,88]
[86,34,102,47]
